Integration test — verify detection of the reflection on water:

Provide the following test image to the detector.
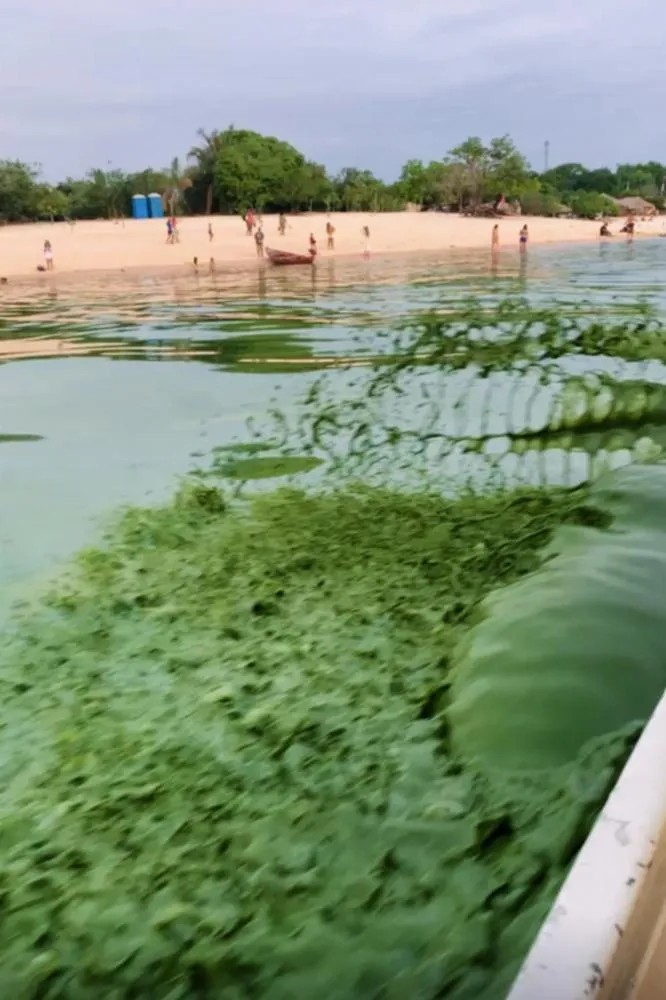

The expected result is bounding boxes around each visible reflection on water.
[1,239,665,603]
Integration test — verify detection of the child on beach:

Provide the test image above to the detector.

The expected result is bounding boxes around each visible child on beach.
[519,224,528,249]
[278,213,287,236]
[245,210,256,236]
[326,220,336,250]
[254,226,265,257]
[309,233,317,256]
[362,225,370,256]
[43,240,54,271]
[166,219,174,244]
[491,224,499,249]
[208,223,214,242]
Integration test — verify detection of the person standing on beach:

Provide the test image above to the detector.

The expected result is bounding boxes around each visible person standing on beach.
[166,218,173,244]
[254,226,265,257]
[362,224,371,256]
[171,217,180,243]
[208,222,214,242]
[278,213,287,236]
[245,209,256,236]
[491,224,500,250]
[326,220,336,250]
[519,224,528,250]
[309,232,317,256]
[43,240,54,271]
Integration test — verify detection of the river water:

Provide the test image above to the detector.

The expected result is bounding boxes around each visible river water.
[2,239,665,606]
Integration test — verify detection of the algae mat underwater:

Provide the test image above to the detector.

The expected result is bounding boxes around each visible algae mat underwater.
[1,464,661,998]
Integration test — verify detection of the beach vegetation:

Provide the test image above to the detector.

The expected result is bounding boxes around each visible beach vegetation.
[566,190,619,220]
[0,131,664,222]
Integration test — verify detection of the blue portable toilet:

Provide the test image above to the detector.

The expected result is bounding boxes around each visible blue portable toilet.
[148,193,164,219]
[132,194,149,220]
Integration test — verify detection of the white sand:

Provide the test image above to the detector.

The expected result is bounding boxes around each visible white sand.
[1,212,662,281]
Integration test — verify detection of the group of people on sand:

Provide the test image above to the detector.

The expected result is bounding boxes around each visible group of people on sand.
[490,213,640,252]
[242,209,372,259]
[600,213,636,239]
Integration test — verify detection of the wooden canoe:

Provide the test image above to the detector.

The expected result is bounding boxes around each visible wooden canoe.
[266,247,316,266]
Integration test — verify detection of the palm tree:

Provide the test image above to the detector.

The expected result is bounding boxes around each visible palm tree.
[188,128,225,215]
[163,157,192,216]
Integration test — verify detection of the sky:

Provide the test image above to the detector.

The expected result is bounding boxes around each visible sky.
[2,0,664,182]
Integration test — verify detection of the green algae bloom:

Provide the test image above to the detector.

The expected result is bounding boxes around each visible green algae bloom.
[0,481,638,998]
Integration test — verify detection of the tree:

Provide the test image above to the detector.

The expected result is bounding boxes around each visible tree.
[541,163,590,194]
[163,158,192,217]
[484,136,532,199]
[0,160,40,221]
[446,137,488,206]
[58,169,132,219]
[444,135,532,207]
[334,168,406,212]
[188,128,225,214]
[520,190,568,217]
[393,160,451,208]
[32,185,70,221]
[568,191,618,219]
[615,162,665,198]
[211,128,334,213]
[396,160,430,204]
[128,168,171,198]
[287,160,334,211]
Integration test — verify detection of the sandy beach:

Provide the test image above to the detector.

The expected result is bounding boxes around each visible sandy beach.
[1,212,663,282]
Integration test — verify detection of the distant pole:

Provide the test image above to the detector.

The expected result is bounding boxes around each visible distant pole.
[544,140,550,173]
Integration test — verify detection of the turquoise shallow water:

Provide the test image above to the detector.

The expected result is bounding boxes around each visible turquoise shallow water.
[1,239,666,606]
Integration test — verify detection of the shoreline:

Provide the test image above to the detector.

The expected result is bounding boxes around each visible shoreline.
[1,212,662,291]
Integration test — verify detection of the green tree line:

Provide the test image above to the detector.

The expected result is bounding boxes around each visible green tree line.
[1,127,664,222]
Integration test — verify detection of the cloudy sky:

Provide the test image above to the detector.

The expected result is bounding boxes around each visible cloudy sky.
[2,0,664,181]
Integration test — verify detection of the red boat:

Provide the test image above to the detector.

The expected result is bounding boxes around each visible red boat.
[266,247,316,266]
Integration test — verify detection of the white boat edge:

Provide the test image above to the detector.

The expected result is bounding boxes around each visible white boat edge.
[507,691,666,1000]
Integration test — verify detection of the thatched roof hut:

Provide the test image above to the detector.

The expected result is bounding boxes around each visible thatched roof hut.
[612,196,658,216]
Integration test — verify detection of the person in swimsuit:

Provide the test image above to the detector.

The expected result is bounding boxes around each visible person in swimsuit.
[278,213,287,236]
[43,240,54,270]
[309,233,317,256]
[326,220,336,250]
[254,226,265,257]
[491,224,500,249]
[208,223,214,242]
[362,224,370,256]
[622,214,636,239]
[519,224,528,249]
[245,210,256,236]
[599,221,612,237]
[166,219,173,244]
